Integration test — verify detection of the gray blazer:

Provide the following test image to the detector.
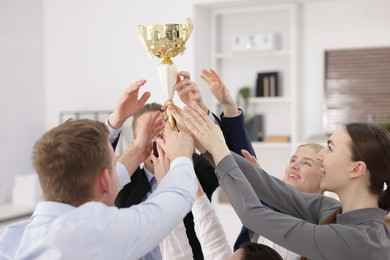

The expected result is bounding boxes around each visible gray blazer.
[204,152,390,260]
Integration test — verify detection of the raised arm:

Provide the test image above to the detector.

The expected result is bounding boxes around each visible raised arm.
[107,80,151,148]
[180,104,374,260]
[192,183,232,260]
[200,69,255,157]
[112,120,198,259]
[118,111,162,178]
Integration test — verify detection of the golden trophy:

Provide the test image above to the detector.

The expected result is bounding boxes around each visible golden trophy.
[138,18,193,130]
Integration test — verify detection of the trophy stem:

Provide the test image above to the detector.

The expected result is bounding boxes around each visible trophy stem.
[159,62,177,131]
[162,57,173,65]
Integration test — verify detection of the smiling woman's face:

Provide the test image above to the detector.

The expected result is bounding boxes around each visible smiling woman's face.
[316,128,355,194]
[284,145,324,194]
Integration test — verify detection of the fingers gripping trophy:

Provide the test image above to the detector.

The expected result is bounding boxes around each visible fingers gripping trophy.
[138,18,193,130]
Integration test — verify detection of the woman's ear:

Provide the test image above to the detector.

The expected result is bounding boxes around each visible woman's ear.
[349,161,367,179]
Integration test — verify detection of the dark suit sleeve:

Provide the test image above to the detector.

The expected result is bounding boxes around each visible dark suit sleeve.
[192,154,219,201]
[114,168,151,208]
[111,132,121,151]
[219,109,256,157]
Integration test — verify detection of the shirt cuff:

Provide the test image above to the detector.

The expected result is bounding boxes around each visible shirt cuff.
[105,120,122,144]
[170,156,193,169]
[220,108,243,119]
[208,112,219,124]
[116,162,130,192]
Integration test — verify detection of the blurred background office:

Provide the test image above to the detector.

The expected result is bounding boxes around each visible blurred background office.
[1,0,390,244]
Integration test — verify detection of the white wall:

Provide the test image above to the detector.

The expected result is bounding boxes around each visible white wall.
[0,0,44,203]
[43,0,200,130]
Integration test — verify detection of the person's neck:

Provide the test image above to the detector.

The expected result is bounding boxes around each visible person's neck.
[337,185,378,213]
[143,160,154,175]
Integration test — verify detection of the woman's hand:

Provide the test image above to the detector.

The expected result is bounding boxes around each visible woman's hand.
[167,105,207,154]
[182,103,230,165]
[241,149,261,168]
[200,69,239,117]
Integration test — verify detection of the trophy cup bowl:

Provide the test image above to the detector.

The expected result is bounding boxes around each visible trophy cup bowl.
[138,18,193,130]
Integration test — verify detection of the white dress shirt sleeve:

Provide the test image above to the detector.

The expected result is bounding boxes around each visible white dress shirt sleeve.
[105,119,122,144]
[159,221,193,260]
[3,157,197,260]
[107,156,197,259]
[116,162,130,193]
[192,194,232,260]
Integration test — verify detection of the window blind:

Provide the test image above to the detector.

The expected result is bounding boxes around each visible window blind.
[324,47,390,134]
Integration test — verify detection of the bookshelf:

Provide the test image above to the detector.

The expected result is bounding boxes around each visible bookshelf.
[195,2,302,183]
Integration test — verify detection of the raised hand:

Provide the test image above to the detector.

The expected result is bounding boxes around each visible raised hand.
[108,80,151,129]
[174,71,208,113]
[134,111,163,160]
[167,104,207,154]
[200,69,239,117]
[151,141,170,184]
[182,103,230,165]
[241,149,261,168]
[155,117,195,162]
[118,111,162,175]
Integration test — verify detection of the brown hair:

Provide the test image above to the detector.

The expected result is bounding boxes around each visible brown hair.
[131,102,162,136]
[385,214,390,230]
[240,242,283,260]
[345,122,390,210]
[32,119,112,206]
[301,122,390,260]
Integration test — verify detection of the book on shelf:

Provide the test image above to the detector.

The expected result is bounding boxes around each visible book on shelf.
[256,72,279,97]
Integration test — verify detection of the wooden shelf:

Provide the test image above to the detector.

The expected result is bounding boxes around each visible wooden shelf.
[252,141,290,149]
[249,96,291,104]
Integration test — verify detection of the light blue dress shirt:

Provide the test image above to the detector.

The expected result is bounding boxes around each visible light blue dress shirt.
[0,157,196,260]
[139,167,161,260]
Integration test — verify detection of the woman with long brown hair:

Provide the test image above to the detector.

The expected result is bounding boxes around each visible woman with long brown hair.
[177,103,390,260]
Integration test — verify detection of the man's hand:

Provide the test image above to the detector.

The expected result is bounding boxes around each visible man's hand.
[132,111,163,162]
[151,141,170,184]
[118,111,162,175]
[174,71,208,114]
[200,69,239,117]
[155,118,195,161]
[108,80,151,129]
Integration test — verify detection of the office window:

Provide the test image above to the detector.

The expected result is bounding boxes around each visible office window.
[324,47,390,134]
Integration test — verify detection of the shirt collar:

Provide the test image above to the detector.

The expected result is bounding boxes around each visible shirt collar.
[143,167,155,183]
[32,201,75,219]
[337,207,387,224]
